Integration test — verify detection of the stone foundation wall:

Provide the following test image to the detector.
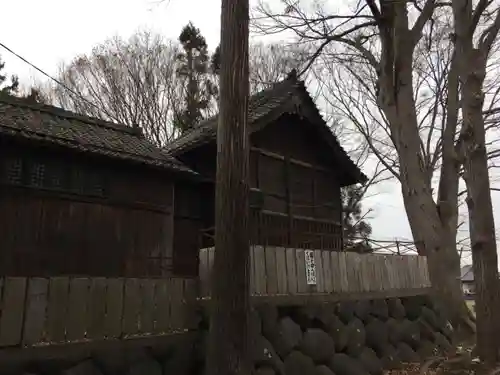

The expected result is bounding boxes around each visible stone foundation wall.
[0,334,201,375]
[0,296,453,375]
[197,295,454,375]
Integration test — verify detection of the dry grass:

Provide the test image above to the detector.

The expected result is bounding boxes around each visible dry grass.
[383,356,495,375]
[384,362,446,375]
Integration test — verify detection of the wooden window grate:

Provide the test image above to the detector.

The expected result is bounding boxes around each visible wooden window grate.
[3,157,23,185]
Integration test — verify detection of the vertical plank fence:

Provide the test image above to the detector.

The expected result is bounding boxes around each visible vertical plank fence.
[199,246,431,301]
[0,277,196,348]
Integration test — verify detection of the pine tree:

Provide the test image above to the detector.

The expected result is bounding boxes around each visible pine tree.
[0,55,19,96]
[341,184,372,253]
[211,45,221,75]
[175,23,214,133]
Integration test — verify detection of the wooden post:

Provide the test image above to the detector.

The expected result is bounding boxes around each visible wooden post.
[205,0,252,374]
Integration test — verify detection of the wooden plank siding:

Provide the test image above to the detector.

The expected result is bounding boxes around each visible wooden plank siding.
[199,247,431,303]
[180,116,348,276]
[0,182,174,278]
[0,144,177,278]
[0,277,196,348]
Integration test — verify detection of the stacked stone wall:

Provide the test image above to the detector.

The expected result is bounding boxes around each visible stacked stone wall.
[197,296,454,375]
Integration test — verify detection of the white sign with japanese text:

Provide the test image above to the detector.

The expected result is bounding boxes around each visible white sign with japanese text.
[304,250,317,285]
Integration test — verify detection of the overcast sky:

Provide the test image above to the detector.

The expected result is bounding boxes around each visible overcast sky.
[2,0,499,263]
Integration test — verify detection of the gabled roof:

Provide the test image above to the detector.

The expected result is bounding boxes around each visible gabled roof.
[165,74,367,185]
[0,95,195,176]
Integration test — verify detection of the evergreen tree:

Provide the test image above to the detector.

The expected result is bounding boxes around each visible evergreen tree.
[0,55,19,96]
[341,184,372,253]
[175,23,215,133]
[211,45,221,75]
[23,87,48,104]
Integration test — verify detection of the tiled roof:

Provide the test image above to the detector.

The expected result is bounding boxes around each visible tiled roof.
[0,95,195,175]
[165,74,367,185]
[166,77,296,155]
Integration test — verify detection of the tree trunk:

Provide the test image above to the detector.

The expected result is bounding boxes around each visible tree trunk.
[450,0,500,364]
[375,2,474,337]
[459,50,500,365]
[205,0,252,374]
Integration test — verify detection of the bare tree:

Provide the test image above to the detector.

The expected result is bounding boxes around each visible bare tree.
[248,42,309,92]
[43,31,185,146]
[206,0,252,375]
[212,41,309,95]
[253,0,482,335]
[451,0,500,364]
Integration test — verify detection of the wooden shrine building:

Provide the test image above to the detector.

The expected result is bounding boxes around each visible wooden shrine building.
[0,95,197,277]
[166,73,367,275]
[0,74,366,279]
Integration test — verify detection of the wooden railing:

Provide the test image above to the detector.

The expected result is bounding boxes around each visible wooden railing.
[0,277,196,348]
[199,247,431,302]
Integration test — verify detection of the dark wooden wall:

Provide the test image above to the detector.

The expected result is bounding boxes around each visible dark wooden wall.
[249,114,343,250]
[172,181,214,277]
[0,142,175,277]
[173,113,345,273]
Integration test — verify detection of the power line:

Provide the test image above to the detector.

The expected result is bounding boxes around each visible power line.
[0,41,104,113]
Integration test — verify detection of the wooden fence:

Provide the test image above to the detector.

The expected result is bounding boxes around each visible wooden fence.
[0,249,432,349]
[199,247,431,302]
[0,277,196,349]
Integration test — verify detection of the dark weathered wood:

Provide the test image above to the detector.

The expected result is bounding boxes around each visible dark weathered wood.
[314,250,324,293]
[254,246,266,295]
[66,278,89,342]
[265,246,278,295]
[182,279,198,330]
[0,151,176,279]
[122,278,140,336]
[250,147,331,173]
[0,275,195,348]
[337,252,349,292]
[23,278,49,346]
[155,279,172,333]
[87,278,107,340]
[104,278,124,338]
[199,249,210,297]
[241,287,431,306]
[295,249,307,293]
[169,278,184,331]
[285,248,298,294]
[0,278,27,346]
[197,287,431,309]
[322,251,333,293]
[139,279,156,334]
[46,277,69,343]
[275,247,288,294]
[249,247,256,293]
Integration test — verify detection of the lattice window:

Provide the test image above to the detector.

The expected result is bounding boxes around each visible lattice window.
[29,161,46,187]
[2,157,23,185]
